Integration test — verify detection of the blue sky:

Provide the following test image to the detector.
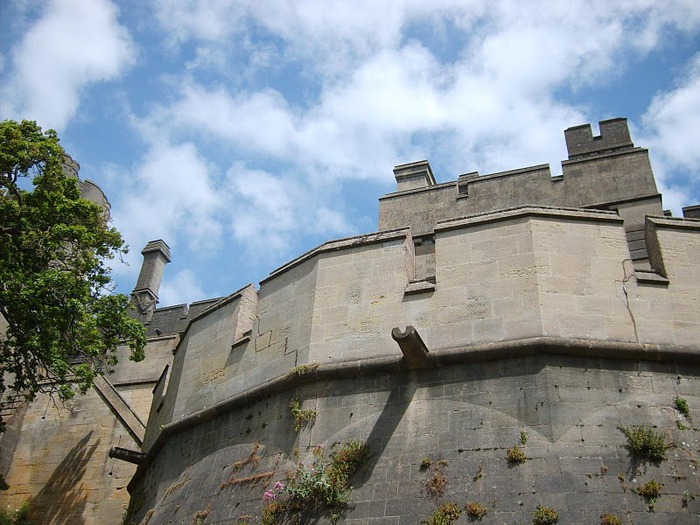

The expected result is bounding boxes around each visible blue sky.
[1,0,699,307]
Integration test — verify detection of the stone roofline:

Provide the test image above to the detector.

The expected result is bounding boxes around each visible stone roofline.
[144,210,700,339]
[140,203,700,450]
[145,207,700,344]
[383,119,645,199]
[138,115,700,341]
[136,204,700,464]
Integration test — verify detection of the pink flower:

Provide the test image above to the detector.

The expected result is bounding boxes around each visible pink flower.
[274,482,286,491]
[263,490,276,502]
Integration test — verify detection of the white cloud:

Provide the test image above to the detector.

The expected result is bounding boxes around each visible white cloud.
[165,84,297,157]
[145,0,700,185]
[158,269,208,306]
[96,0,700,301]
[0,0,135,130]
[149,1,700,76]
[224,164,353,257]
[110,140,224,275]
[152,0,248,45]
[641,54,700,172]
[639,53,700,213]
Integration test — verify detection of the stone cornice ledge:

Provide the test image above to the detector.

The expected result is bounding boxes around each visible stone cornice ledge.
[129,335,700,491]
[263,228,410,283]
[435,205,621,233]
[647,215,700,230]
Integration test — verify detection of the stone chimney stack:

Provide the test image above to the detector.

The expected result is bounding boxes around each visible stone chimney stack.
[131,240,171,322]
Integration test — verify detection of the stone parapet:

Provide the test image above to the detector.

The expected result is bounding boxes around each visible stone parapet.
[142,206,700,457]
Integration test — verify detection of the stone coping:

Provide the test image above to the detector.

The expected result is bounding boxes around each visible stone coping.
[647,215,700,230]
[435,205,622,233]
[378,179,457,199]
[262,228,410,284]
[458,162,551,185]
[130,335,700,491]
[561,145,646,166]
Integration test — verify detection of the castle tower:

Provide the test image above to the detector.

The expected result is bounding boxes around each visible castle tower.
[131,240,171,322]
[61,152,112,219]
[61,153,80,179]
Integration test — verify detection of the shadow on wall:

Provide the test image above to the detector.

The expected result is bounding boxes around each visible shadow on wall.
[28,431,100,525]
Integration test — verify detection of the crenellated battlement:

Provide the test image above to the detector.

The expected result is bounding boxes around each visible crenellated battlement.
[564,117,635,159]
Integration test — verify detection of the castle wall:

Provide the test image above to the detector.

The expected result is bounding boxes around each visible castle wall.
[1,388,140,524]
[129,354,700,525]
[143,209,700,449]
[125,204,700,523]
[307,231,414,362]
[3,119,698,524]
[432,209,630,346]
[0,335,178,524]
[379,120,661,239]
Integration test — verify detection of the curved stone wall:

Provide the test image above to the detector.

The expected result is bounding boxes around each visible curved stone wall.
[130,351,700,524]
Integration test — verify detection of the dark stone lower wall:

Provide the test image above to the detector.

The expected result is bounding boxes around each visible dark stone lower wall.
[130,354,700,524]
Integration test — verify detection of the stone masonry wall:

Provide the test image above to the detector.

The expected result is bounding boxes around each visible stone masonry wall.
[1,388,140,524]
[0,335,178,524]
[2,119,698,525]
[130,353,700,524]
[379,118,660,242]
[146,209,699,436]
[128,205,700,524]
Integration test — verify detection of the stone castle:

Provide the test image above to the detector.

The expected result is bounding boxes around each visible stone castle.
[1,118,699,524]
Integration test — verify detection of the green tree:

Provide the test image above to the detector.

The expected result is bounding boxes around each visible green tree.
[0,119,146,415]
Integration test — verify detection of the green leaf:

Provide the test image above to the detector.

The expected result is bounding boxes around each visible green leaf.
[0,119,146,418]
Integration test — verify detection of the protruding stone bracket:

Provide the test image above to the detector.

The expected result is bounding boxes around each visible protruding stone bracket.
[109,446,146,465]
[392,326,430,369]
[93,374,145,446]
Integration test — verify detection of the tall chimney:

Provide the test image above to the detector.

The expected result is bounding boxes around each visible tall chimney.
[131,240,171,321]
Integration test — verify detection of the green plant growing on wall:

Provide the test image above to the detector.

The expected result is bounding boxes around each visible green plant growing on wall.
[599,512,622,525]
[532,504,559,525]
[286,363,319,379]
[506,445,527,466]
[682,490,695,508]
[121,490,145,525]
[420,457,433,471]
[520,430,528,445]
[674,396,691,419]
[193,506,210,524]
[465,501,488,521]
[289,397,317,431]
[0,502,33,525]
[619,425,668,462]
[635,479,663,509]
[422,460,449,503]
[280,441,371,523]
[261,501,286,525]
[422,502,461,525]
